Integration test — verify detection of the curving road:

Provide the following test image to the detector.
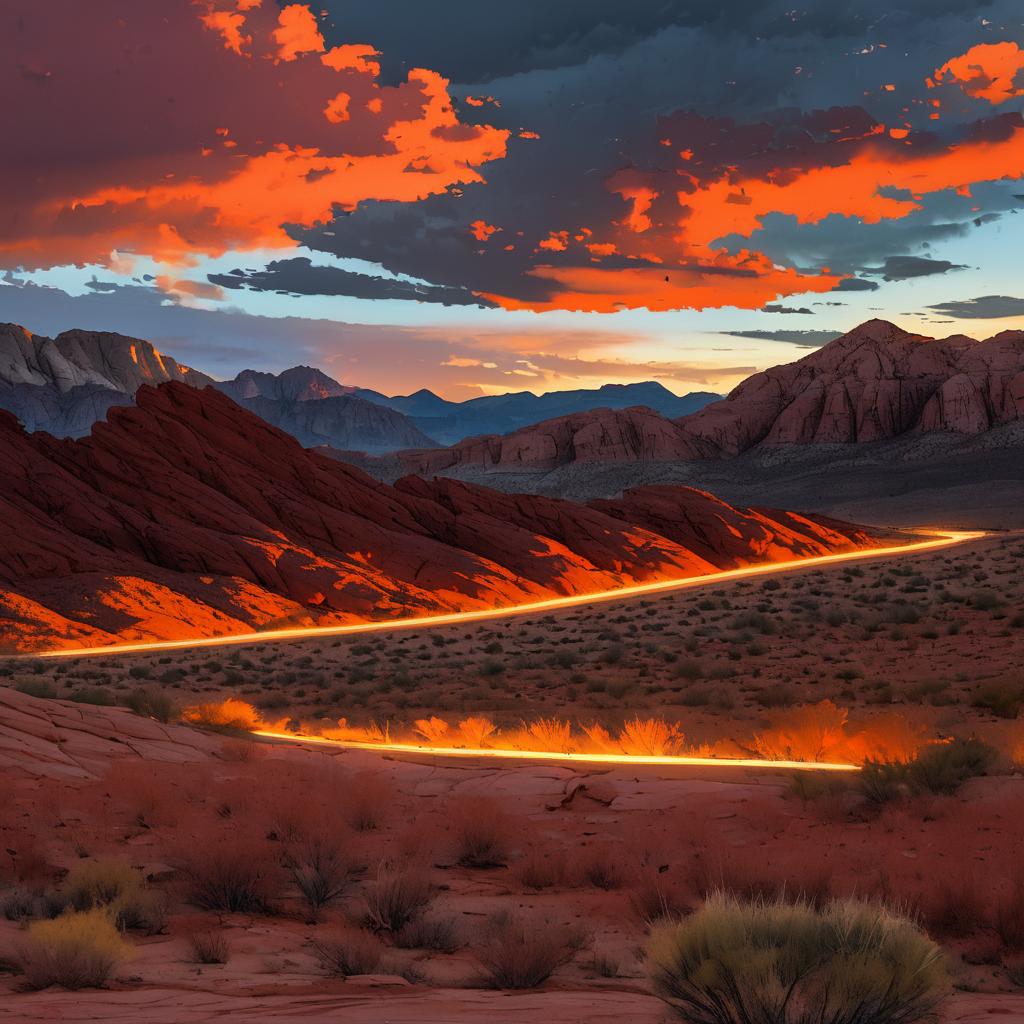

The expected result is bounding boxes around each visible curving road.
[34,529,984,660]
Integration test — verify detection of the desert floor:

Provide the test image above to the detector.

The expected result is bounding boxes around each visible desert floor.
[2,531,1024,1020]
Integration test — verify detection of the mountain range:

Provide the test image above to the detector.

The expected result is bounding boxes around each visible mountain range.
[0,323,718,452]
[0,382,887,652]
[396,320,1024,477]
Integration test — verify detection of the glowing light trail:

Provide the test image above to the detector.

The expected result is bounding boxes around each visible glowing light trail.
[35,530,983,659]
[251,729,860,772]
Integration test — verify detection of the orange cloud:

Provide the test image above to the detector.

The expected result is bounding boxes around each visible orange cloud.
[470,220,499,241]
[273,3,324,62]
[0,1,509,270]
[483,95,1024,313]
[931,42,1024,104]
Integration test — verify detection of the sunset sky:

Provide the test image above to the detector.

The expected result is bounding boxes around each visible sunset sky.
[1,1,1023,399]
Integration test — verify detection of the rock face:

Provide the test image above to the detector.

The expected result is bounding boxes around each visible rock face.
[0,324,213,435]
[682,320,1024,454]
[0,383,884,651]
[393,321,1024,474]
[400,406,718,475]
[214,365,349,403]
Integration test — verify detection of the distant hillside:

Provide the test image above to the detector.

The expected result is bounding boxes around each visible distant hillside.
[351,380,721,445]
[0,381,890,651]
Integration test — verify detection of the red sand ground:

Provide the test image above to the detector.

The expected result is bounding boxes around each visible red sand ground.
[2,684,1024,1021]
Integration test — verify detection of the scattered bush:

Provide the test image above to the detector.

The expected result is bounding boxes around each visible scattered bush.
[284,831,350,920]
[394,914,462,953]
[177,835,284,913]
[475,911,587,989]
[907,738,997,795]
[188,930,231,964]
[64,860,141,911]
[181,699,263,734]
[619,717,684,756]
[111,889,169,936]
[515,848,568,890]
[648,893,948,1024]
[753,701,850,763]
[122,686,178,723]
[17,909,134,990]
[14,679,57,700]
[342,771,393,831]
[859,760,907,804]
[312,927,384,977]
[363,868,434,932]
[450,797,512,868]
[996,875,1024,949]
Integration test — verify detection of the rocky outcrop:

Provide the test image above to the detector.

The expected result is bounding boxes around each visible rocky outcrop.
[682,320,1024,454]
[0,383,886,651]
[214,365,349,403]
[400,406,719,475]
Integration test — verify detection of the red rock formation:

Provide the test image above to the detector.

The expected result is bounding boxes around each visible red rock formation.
[0,383,887,651]
[401,405,717,475]
[395,320,1024,474]
[682,320,1024,454]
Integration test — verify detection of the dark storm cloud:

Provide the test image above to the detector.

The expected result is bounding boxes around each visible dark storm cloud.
[209,257,495,307]
[718,329,843,348]
[833,278,880,292]
[862,256,968,281]
[761,304,813,314]
[290,0,1024,313]
[926,295,1024,318]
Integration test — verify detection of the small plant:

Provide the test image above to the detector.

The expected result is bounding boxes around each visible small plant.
[177,835,284,913]
[476,911,587,989]
[363,867,434,932]
[450,797,512,868]
[859,760,908,804]
[619,717,684,756]
[907,737,997,795]
[343,772,394,831]
[64,860,142,910]
[17,909,134,990]
[525,718,573,753]
[312,927,384,977]
[996,874,1024,949]
[181,699,263,733]
[188,930,231,964]
[122,686,178,723]
[394,914,462,953]
[515,849,568,890]
[754,701,850,763]
[648,893,948,1024]
[284,831,350,920]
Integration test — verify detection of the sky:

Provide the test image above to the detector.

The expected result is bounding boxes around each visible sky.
[0,1,1023,400]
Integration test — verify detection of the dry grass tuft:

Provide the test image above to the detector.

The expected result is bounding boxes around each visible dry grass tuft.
[311,927,384,978]
[475,910,587,989]
[17,909,133,990]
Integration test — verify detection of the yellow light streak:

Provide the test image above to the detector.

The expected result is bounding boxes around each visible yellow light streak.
[251,728,860,771]
[34,530,983,659]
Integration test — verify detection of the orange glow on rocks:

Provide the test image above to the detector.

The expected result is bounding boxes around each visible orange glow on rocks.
[931,42,1024,104]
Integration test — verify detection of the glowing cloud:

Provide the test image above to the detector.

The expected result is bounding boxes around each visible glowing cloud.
[931,42,1024,104]
[0,1,509,270]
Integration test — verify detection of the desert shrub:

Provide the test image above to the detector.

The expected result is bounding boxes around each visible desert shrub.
[394,914,462,953]
[181,699,263,733]
[754,701,851,763]
[188,930,230,964]
[619,717,684,756]
[787,772,853,803]
[524,718,573,753]
[574,847,625,890]
[64,860,141,910]
[648,893,948,1024]
[284,831,351,920]
[312,927,384,977]
[475,911,587,989]
[68,687,116,706]
[630,870,691,924]
[924,874,987,937]
[177,835,284,913]
[907,738,997,795]
[859,760,908,804]
[456,716,495,749]
[363,868,434,932]
[414,716,451,744]
[343,771,394,831]
[995,875,1024,949]
[450,797,512,868]
[122,686,178,723]
[17,909,134,990]
[14,679,57,699]
[111,889,169,936]
[515,848,568,890]
[2,886,35,921]
[972,681,1024,720]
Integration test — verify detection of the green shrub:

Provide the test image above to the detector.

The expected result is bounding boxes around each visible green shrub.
[64,860,141,910]
[122,686,178,723]
[648,892,947,1024]
[14,679,57,700]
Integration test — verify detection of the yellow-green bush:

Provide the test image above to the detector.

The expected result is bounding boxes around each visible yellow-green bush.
[17,909,134,989]
[648,892,948,1024]
[64,860,141,910]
